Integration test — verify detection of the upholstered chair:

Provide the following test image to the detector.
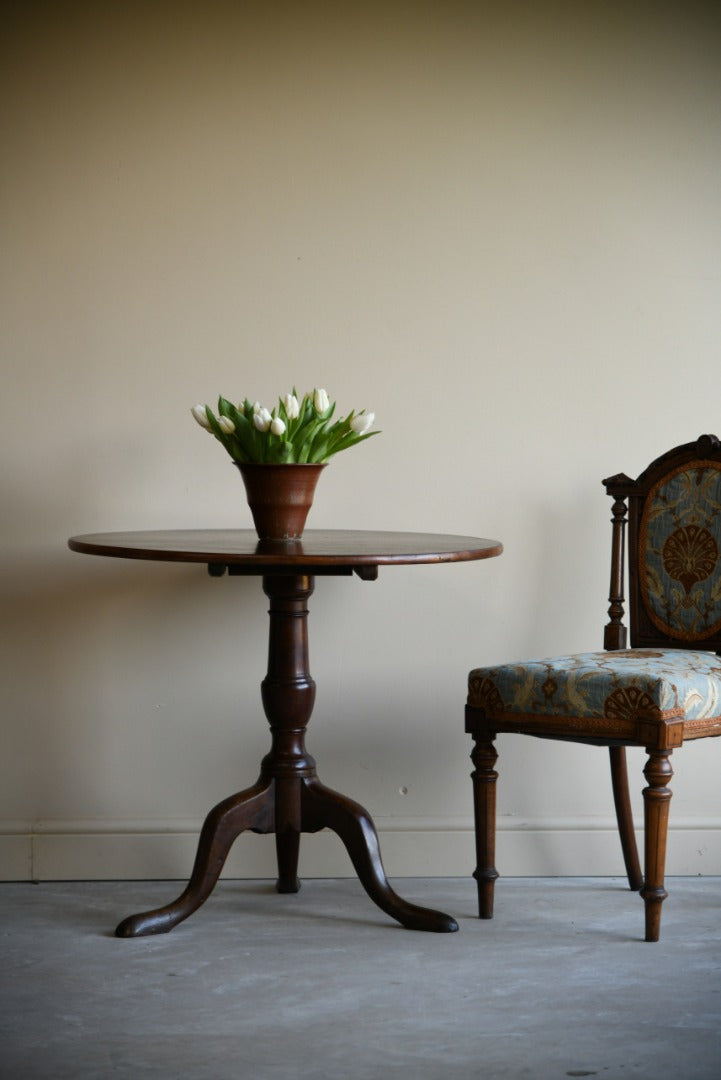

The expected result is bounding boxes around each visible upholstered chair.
[466,434,721,940]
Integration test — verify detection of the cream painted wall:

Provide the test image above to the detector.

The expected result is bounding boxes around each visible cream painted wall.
[2,1,720,882]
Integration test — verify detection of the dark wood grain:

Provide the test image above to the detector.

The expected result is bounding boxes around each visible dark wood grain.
[466,432,721,942]
[70,530,500,936]
[68,529,503,568]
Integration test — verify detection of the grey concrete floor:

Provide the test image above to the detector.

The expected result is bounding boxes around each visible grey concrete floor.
[1,877,719,1080]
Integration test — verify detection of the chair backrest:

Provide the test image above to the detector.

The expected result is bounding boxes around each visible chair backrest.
[603,434,721,653]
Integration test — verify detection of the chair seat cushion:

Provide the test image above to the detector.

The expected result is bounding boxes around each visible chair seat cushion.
[468,649,721,727]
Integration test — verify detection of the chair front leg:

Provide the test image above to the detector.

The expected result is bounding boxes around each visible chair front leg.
[471,733,499,918]
[641,749,673,942]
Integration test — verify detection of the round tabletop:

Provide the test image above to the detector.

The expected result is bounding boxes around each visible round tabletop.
[68,529,503,571]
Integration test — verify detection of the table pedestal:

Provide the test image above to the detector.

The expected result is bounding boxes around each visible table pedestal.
[115,573,458,936]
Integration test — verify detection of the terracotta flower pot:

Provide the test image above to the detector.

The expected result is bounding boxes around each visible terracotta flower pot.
[236,462,325,540]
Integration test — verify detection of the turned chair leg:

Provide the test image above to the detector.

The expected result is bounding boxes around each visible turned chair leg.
[641,749,673,942]
[471,734,499,918]
[609,746,643,891]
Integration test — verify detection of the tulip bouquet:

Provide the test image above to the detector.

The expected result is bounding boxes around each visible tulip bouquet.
[191,388,379,465]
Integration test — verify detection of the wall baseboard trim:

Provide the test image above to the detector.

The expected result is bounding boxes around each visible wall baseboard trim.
[2,817,720,880]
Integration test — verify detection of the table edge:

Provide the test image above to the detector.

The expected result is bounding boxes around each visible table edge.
[67,529,503,567]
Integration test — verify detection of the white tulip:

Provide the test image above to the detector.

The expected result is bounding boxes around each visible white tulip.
[349,412,374,435]
[253,407,272,432]
[191,404,212,431]
[314,387,330,414]
[217,416,235,434]
[283,393,300,420]
[270,416,286,436]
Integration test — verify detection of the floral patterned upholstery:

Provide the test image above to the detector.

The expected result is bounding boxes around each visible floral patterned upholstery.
[640,461,721,641]
[468,648,721,728]
[466,457,721,732]
[465,436,721,941]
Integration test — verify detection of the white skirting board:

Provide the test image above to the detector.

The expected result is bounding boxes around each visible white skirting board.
[2,817,720,880]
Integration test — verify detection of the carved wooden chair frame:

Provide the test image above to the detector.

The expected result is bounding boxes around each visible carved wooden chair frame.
[466,434,721,940]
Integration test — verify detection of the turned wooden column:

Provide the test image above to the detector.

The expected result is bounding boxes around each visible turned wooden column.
[604,493,628,651]
[471,735,499,919]
[260,574,317,894]
[641,749,673,943]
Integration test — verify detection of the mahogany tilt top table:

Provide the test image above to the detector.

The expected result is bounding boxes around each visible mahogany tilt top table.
[68,529,503,935]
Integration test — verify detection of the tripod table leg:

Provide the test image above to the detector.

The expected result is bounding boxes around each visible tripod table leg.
[115,778,274,937]
[301,778,458,933]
